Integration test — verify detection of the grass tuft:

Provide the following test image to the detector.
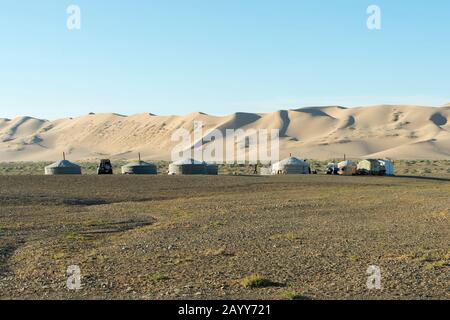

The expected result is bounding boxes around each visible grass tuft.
[425,260,448,270]
[238,275,278,288]
[52,252,66,260]
[64,232,85,241]
[151,273,170,281]
[280,290,312,300]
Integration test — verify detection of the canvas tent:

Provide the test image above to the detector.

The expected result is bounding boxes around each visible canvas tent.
[337,160,357,176]
[45,154,81,175]
[357,159,382,175]
[121,161,157,175]
[206,163,219,175]
[271,157,310,175]
[121,154,157,175]
[168,158,208,175]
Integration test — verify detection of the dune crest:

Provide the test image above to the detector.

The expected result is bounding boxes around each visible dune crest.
[0,105,449,161]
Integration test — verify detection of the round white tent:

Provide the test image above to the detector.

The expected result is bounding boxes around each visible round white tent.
[122,153,157,175]
[121,161,157,175]
[168,158,208,175]
[45,159,81,175]
[271,157,310,175]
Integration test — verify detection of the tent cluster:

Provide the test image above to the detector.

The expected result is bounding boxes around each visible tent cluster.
[327,159,394,176]
[43,153,393,177]
[44,154,219,176]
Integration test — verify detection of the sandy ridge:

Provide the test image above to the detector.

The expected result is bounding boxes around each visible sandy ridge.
[0,105,449,161]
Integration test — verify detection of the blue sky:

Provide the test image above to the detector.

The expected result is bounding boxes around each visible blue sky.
[0,0,449,119]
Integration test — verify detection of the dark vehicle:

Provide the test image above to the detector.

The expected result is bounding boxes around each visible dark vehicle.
[97,159,113,175]
[326,163,339,175]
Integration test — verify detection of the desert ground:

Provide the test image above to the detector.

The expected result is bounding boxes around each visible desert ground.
[0,170,449,300]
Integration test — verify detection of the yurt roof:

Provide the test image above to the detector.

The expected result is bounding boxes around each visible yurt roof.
[338,160,355,167]
[362,159,380,164]
[274,157,307,166]
[46,160,80,169]
[172,158,206,165]
[122,161,155,168]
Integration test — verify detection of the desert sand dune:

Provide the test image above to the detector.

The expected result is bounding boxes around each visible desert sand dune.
[0,105,449,161]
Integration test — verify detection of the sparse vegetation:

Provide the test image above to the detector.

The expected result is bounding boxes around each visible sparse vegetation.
[425,261,448,270]
[238,275,278,288]
[52,252,66,260]
[64,232,86,241]
[0,174,448,299]
[280,290,310,300]
[151,273,170,281]
[269,232,301,241]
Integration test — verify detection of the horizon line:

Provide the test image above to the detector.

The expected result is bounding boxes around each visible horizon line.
[1,103,449,121]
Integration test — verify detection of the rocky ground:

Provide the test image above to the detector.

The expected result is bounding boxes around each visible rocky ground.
[0,175,449,300]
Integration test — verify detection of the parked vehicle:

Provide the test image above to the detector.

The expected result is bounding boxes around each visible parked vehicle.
[97,159,113,175]
[326,163,339,175]
[378,159,395,176]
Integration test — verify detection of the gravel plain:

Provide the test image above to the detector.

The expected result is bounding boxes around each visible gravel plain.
[0,174,449,300]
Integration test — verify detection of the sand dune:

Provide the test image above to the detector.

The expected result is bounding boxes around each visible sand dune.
[0,105,449,161]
